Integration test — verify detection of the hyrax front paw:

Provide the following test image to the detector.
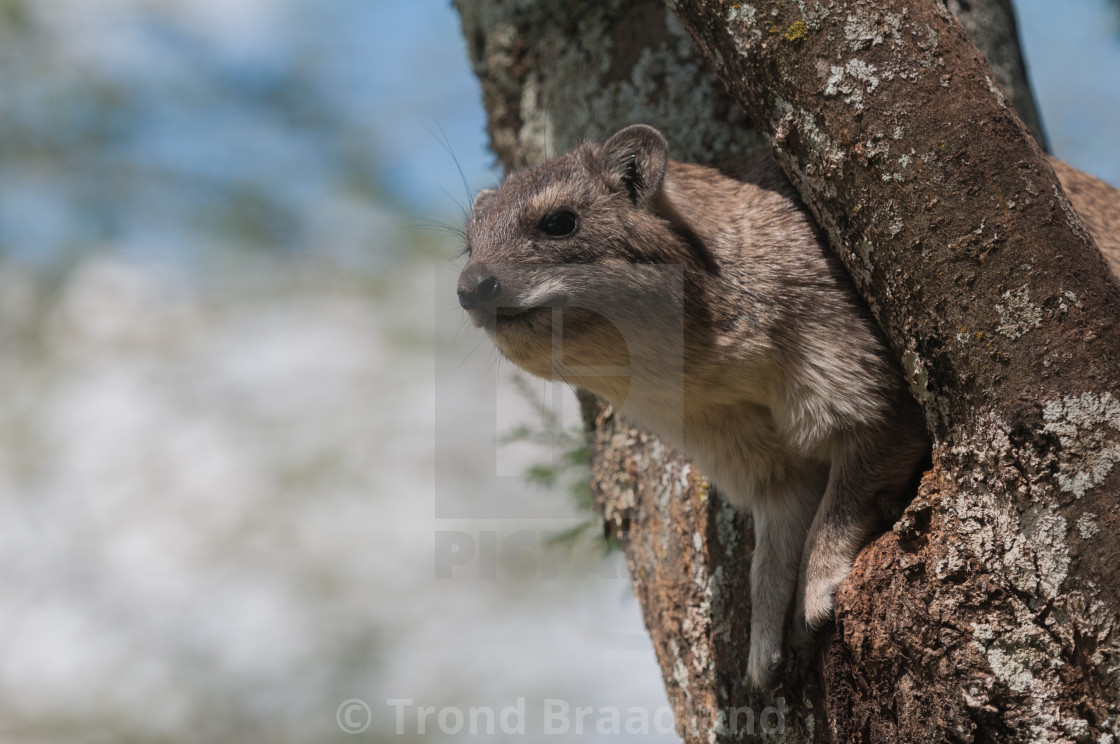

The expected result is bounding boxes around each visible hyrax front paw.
[800,556,852,629]
[800,519,861,629]
[747,633,784,690]
[801,578,836,629]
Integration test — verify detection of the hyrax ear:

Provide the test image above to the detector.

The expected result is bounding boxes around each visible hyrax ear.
[471,188,497,216]
[602,125,669,205]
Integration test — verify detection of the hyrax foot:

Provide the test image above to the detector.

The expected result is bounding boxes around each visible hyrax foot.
[747,633,784,690]
[802,580,835,629]
[801,517,863,629]
[801,560,851,629]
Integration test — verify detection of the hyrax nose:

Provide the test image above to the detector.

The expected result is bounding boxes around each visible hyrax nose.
[457,263,501,310]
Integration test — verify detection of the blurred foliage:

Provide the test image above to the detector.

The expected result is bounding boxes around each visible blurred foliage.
[501,372,617,554]
[0,2,653,743]
[0,0,415,273]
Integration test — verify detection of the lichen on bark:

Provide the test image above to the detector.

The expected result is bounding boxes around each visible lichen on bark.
[454,0,764,171]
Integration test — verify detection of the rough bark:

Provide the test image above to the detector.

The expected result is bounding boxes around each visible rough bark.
[453,1,1120,742]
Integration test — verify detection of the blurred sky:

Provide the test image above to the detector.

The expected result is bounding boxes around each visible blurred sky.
[0,0,502,271]
[1015,0,1120,185]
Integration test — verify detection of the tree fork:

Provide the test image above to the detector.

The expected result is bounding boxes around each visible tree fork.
[455,1,1120,740]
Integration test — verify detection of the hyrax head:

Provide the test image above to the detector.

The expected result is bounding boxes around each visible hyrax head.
[458,124,693,383]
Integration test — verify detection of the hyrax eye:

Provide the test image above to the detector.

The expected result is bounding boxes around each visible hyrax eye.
[539,210,578,237]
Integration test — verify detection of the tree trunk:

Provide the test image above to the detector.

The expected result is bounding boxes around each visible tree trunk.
[454,1,1120,741]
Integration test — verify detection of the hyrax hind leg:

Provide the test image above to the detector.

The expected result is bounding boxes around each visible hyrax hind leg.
[797,416,930,630]
[746,475,822,689]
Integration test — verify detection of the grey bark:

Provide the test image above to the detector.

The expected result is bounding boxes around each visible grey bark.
[453,1,1117,742]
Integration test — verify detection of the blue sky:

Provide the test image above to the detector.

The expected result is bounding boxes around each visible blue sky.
[1014,0,1120,185]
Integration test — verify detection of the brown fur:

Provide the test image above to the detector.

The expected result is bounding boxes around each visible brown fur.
[457,125,1120,689]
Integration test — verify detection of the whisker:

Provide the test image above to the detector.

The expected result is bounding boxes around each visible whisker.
[408,219,465,239]
[436,185,469,223]
[454,329,494,373]
[484,345,502,374]
[431,123,473,222]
